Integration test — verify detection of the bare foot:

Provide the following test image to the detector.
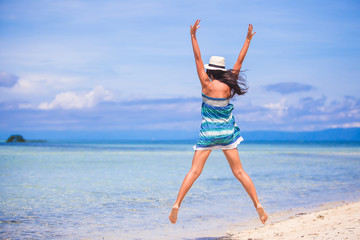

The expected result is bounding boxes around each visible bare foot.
[256,204,268,224]
[169,206,179,224]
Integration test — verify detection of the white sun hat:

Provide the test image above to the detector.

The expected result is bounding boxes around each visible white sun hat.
[204,56,227,71]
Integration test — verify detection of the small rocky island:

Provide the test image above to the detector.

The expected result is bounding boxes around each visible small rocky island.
[6,134,47,143]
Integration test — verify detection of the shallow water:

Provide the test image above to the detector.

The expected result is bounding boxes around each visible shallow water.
[0,140,359,239]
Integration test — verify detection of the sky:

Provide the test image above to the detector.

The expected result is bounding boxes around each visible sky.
[0,0,360,139]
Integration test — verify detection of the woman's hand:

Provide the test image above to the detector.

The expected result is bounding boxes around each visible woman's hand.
[190,19,201,37]
[247,24,256,41]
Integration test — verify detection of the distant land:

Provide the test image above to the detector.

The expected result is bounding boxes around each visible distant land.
[241,127,360,141]
[0,128,359,142]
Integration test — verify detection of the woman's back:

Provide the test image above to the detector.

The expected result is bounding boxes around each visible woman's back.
[202,79,231,99]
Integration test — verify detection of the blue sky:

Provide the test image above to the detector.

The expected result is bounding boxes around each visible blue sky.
[1,0,360,139]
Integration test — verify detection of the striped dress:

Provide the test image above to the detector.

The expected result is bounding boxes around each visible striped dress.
[193,93,244,150]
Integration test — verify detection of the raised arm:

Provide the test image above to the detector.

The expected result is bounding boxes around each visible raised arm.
[232,24,256,77]
[190,19,209,88]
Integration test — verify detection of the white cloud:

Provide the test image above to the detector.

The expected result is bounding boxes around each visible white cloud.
[0,73,86,105]
[37,85,114,110]
[263,98,287,110]
[18,103,34,109]
[13,73,84,94]
[4,93,360,132]
[263,98,288,119]
[330,122,360,128]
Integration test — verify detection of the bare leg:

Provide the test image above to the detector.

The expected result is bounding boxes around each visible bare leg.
[169,150,212,224]
[222,148,268,224]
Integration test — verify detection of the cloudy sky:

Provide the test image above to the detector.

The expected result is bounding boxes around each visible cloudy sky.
[1,0,359,139]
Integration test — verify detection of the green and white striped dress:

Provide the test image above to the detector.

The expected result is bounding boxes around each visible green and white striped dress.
[193,93,244,150]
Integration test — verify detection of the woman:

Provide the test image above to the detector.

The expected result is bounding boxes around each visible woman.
[169,19,268,225]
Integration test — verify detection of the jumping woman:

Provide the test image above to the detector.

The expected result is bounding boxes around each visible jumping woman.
[169,19,268,225]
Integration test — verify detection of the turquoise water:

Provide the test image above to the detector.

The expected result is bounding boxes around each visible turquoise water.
[0,140,359,239]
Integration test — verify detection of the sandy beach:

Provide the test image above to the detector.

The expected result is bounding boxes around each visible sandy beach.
[220,201,360,240]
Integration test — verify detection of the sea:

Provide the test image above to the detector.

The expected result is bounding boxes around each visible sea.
[0,140,359,240]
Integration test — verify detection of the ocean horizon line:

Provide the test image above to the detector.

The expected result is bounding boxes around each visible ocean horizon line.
[1,139,360,146]
[1,127,359,142]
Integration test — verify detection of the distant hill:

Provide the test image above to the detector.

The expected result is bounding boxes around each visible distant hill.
[242,128,360,141]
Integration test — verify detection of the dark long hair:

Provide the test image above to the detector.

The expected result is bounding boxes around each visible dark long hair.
[206,69,248,99]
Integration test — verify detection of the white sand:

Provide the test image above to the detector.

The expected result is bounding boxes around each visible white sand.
[222,201,360,240]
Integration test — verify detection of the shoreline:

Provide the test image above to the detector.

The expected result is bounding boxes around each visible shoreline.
[217,200,360,240]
